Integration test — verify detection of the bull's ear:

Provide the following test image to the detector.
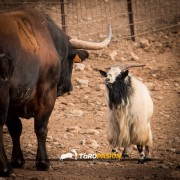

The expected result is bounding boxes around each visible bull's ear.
[121,70,129,79]
[99,70,107,77]
[73,50,89,63]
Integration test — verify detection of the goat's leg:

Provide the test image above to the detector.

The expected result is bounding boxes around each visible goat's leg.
[137,144,145,163]
[122,147,130,158]
[144,146,151,161]
[6,116,24,168]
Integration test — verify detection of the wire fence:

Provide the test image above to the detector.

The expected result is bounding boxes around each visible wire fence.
[0,0,179,41]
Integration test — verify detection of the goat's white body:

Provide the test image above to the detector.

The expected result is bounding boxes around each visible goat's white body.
[107,76,153,148]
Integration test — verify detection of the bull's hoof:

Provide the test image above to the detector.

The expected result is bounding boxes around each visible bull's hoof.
[36,161,50,171]
[10,158,25,168]
[0,167,13,177]
[122,153,129,158]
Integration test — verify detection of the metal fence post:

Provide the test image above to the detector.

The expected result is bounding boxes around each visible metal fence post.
[60,0,66,33]
[127,0,135,41]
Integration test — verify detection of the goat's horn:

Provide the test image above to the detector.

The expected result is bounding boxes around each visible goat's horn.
[69,24,112,50]
[121,64,145,70]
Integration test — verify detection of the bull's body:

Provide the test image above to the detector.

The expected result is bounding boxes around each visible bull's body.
[0,10,90,176]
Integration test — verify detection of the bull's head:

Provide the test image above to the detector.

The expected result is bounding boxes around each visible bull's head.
[57,24,112,96]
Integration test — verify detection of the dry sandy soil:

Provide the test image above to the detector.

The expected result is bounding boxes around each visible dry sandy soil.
[2,30,180,180]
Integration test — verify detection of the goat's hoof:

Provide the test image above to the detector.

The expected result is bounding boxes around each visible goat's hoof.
[144,157,152,162]
[138,158,145,164]
[36,161,50,171]
[112,149,118,154]
[138,157,151,164]
[122,153,129,158]
[10,158,25,168]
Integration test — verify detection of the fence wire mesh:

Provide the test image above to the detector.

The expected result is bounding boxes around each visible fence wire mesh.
[0,0,179,41]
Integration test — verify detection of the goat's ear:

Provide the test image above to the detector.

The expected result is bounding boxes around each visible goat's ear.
[99,70,107,77]
[121,70,129,79]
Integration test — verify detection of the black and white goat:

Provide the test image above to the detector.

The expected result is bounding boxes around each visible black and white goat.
[99,64,153,163]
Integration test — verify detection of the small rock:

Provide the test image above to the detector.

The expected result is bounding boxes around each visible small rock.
[146,82,156,91]
[152,74,157,78]
[120,57,127,61]
[74,63,85,71]
[109,51,118,60]
[66,126,80,132]
[28,150,36,155]
[27,144,33,148]
[66,109,84,117]
[76,78,89,86]
[86,139,98,145]
[156,96,163,100]
[89,143,100,149]
[82,129,100,135]
[174,137,180,143]
[139,38,149,48]
[63,134,68,139]
[80,139,86,145]
[167,148,176,152]
[164,114,170,118]
[3,126,8,134]
[159,164,169,169]
[53,142,64,148]
[86,65,93,71]
[164,81,169,86]
[174,83,179,87]
[46,136,53,142]
[130,52,139,61]
[95,84,105,91]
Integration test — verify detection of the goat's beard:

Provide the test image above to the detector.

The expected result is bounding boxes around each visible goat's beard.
[106,83,113,89]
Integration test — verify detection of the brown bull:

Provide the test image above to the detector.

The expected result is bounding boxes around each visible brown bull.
[0,10,112,176]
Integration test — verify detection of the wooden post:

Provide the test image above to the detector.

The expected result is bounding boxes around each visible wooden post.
[60,0,66,33]
[127,0,135,41]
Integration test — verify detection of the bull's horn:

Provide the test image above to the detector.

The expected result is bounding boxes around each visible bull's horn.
[121,64,145,70]
[69,24,112,50]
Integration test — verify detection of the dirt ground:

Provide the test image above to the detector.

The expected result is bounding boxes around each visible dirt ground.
[2,30,180,180]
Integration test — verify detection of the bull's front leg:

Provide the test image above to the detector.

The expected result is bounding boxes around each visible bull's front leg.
[34,120,49,171]
[34,86,57,171]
